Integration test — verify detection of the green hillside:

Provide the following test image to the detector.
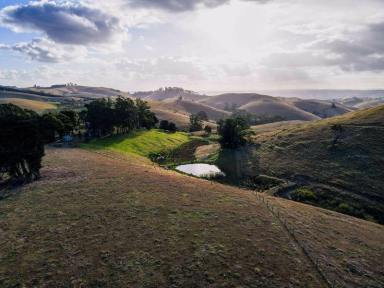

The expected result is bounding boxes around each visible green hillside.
[246,105,384,223]
[82,130,190,157]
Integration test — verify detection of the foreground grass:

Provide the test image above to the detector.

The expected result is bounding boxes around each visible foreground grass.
[82,129,190,157]
[0,148,382,287]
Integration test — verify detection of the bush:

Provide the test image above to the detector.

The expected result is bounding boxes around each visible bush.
[168,122,177,133]
[292,187,317,201]
[204,125,212,134]
[0,104,45,183]
[189,114,203,132]
[159,120,169,130]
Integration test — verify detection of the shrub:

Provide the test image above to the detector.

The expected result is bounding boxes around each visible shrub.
[292,187,317,201]
[204,125,212,134]
[168,122,177,133]
[159,120,169,130]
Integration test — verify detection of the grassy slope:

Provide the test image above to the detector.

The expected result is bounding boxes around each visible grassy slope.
[0,148,382,287]
[0,98,57,112]
[82,130,190,157]
[239,100,320,121]
[251,105,384,223]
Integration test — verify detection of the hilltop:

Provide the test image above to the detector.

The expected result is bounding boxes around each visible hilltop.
[0,147,382,287]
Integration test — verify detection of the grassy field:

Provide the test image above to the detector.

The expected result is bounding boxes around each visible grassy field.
[82,129,190,157]
[0,98,57,112]
[0,147,382,287]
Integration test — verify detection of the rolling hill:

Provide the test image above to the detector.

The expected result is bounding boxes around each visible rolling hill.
[28,85,131,99]
[133,87,208,102]
[243,105,384,224]
[150,99,230,121]
[239,99,320,121]
[290,99,353,118]
[198,93,272,110]
[198,93,349,121]
[0,147,382,287]
[2,85,356,123]
[0,98,57,112]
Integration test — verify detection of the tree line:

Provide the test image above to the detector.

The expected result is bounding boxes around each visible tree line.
[0,97,161,184]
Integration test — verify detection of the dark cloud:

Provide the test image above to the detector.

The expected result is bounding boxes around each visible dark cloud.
[318,22,384,72]
[127,0,269,12]
[0,1,120,45]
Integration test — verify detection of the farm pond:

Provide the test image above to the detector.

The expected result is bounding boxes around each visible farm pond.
[175,163,225,178]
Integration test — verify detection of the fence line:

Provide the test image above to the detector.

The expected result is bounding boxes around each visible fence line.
[253,191,343,288]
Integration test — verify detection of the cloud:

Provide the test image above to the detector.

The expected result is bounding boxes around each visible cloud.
[126,0,269,12]
[116,57,204,79]
[265,20,384,72]
[319,21,384,72]
[0,38,87,63]
[0,1,121,45]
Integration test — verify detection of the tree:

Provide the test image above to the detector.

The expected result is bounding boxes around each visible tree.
[115,97,139,133]
[56,113,74,135]
[196,111,208,121]
[189,114,203,132]
[136,98,158,129]
[159,120,169,130]
[40,113,65,143]
[331,124,344,147]
[85,98,115,137]
[204,125,212,134]
[0,104,45,183]
[59,110,80,133]
[168,122,177,133]
[217,116,253,149]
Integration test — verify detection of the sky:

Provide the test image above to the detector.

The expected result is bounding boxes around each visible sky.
[0,0,383,92]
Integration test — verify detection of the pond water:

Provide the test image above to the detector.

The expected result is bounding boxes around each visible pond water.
[175,163,225,178]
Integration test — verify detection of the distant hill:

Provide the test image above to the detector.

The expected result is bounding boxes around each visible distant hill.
[247,105,384,223]
[2,85,374,124]
[239,99,320,121]
[0,98,57,112]
[150,99,230,121]
[133,87,208,102]
[28,85,131,99]
[289,99,353,118]
[198,93,272,110]
[198,93,348,121]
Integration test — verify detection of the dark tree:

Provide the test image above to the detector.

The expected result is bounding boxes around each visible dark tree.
[115,97,139,133]
[85,98,115,137]
[196,111,208,121]
[331,124,344,147]
[168,122,177,133]
[58,110,80,134]
[40,113,65,143]
[0,104,45,183]
[56,113,74,135]
[136,98,158,129]
[204,125,212,134]
[217,116,253,149]
[159,120,169,130]
[189,114,203,132]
